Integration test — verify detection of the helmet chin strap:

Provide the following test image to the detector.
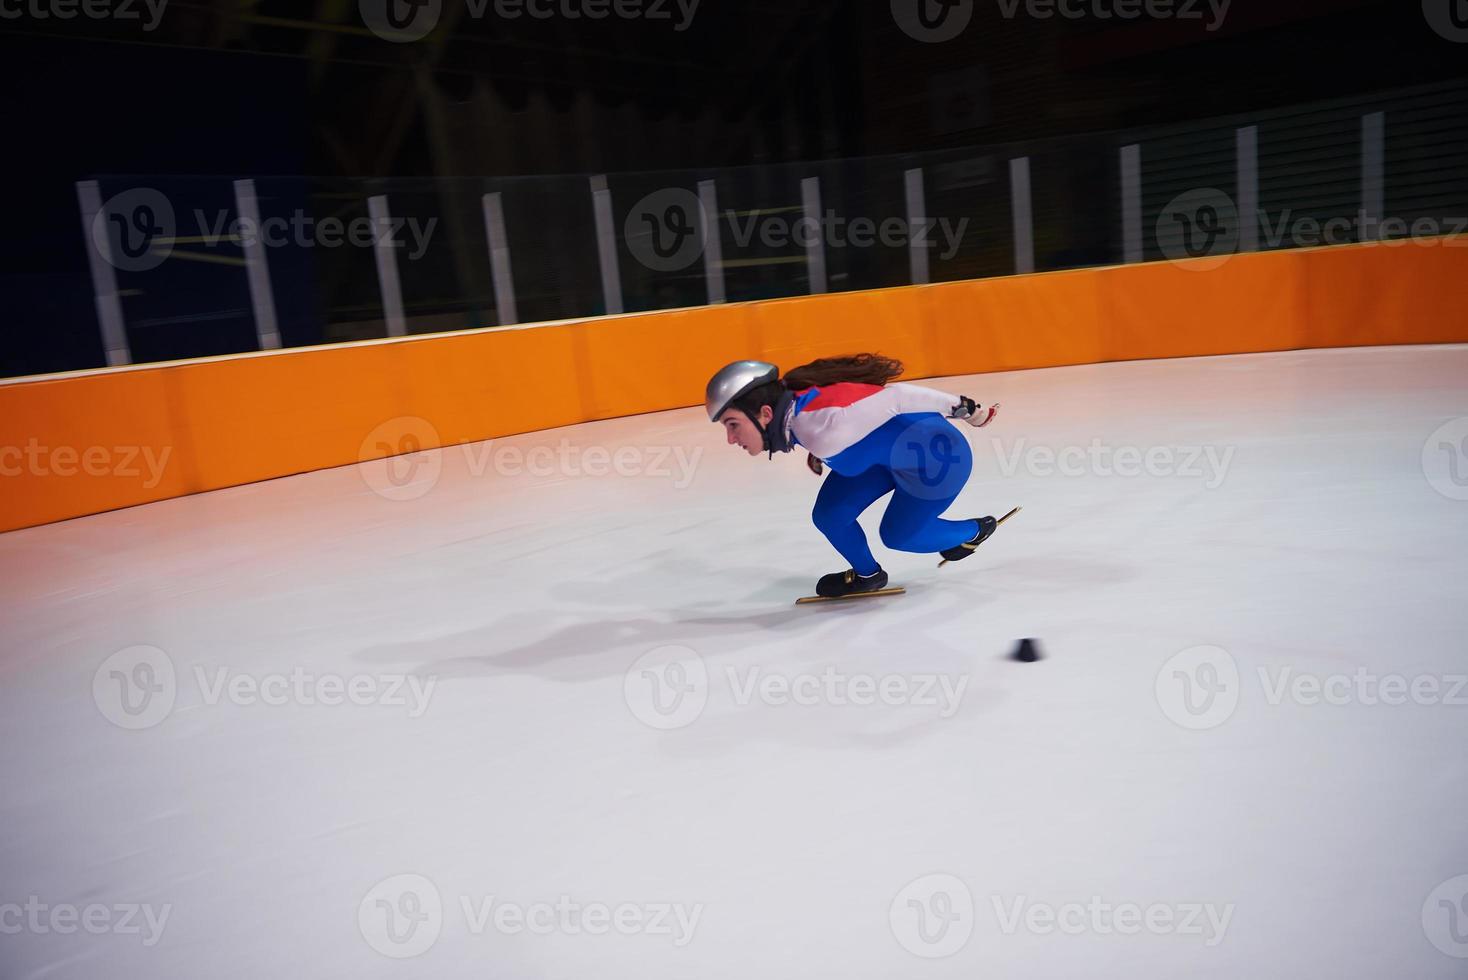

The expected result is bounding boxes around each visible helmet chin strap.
[757,389,797,459]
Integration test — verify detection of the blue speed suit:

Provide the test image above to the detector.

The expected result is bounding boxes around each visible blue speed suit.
[786,382,982,577]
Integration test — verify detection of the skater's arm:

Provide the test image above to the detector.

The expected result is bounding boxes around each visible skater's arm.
[885,382,961,416]
[888,383,999,427]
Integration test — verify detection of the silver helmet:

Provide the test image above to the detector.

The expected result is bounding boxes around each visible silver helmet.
[705,360,779,422]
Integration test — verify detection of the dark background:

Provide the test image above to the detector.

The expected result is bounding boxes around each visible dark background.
[2,0,1465,376]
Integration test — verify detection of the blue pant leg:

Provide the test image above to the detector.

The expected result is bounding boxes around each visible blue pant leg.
[881,417,980,554]
[811,466,896,576]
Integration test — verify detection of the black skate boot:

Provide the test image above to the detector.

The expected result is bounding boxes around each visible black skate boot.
[816,567,890,599]
[938,516,998,565]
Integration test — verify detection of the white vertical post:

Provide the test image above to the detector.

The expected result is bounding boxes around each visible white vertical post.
[1009,156,1035,274]
[800,176,827,294]
[1362,112,1386,241]
[1236,126,1259,253]
[904,167,930,285]
[590,175,624,315]
[75,180,132,367]
[232,179,281,350]
[1120,143,1143,264]
[367,194,407,337]
[481,192,518,326]
[698,179,725,305]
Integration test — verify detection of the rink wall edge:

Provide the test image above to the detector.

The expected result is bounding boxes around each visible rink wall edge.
[2,239,1466,532]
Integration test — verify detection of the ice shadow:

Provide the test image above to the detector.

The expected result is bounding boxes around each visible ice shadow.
[349,559,1014,751]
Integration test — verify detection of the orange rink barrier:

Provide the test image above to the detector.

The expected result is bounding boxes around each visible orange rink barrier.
[2,239,1466,533]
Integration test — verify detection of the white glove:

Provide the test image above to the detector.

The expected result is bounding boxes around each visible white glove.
[952,396,999,428]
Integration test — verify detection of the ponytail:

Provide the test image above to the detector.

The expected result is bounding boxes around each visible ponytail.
[781,353,904,391]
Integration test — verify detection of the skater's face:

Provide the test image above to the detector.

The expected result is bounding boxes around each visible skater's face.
[721,406,773,456]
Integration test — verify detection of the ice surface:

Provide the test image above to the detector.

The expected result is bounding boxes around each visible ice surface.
[2,345,1467,979]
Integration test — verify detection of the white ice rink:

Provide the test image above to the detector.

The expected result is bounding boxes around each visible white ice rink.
[2,344,1467,979]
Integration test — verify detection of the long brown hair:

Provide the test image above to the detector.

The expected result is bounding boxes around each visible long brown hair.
[781,353,904,391]
[727,353,905,423]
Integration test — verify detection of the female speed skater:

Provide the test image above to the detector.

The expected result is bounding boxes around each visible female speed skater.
[705,353,1003,599]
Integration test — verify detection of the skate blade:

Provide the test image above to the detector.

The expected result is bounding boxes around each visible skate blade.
[795,587,907,605]
[938,506,1022,568]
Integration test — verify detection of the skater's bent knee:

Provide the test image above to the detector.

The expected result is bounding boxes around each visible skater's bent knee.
[878,525,921,552]
[811,504,850,537]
